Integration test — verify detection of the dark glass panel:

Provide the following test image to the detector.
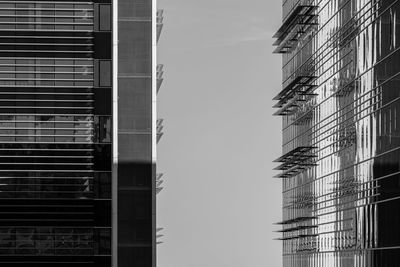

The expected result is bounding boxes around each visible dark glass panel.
[94,200,111,227]
[118,247,152,267]
[94,172,111,199]
[118,190,152,221]
[119,0,152,18]
[118,21,151,75]
[94,87,111,115]
[94,228,111,255]
[118,78,151,131]
[118,162,152,187]
[118,133,151,162]
[94,144,111,171]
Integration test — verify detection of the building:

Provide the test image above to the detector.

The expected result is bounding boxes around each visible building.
[0,0,162,266]
[273,0,400,266]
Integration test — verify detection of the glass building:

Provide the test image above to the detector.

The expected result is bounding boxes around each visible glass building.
[273,0,400,266]
[0,0,161,266]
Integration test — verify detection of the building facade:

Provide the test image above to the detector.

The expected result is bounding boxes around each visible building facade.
[274,0,400,266]
[0,0,161,266]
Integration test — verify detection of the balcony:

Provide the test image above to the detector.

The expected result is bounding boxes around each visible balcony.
[273,0,318,54]
[157,64,164,93]
[156,173,164,194]
[275,216,317,225]
[276,225,317,233]
[157,9,164,42]
[157,119,164,143]
[274,146,317,178]
[274,165,309,178]
[273,75,317,116]
[275,234,318,241]
[157,227,164,245]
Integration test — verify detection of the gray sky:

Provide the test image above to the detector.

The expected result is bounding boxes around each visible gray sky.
[157,1,283,266]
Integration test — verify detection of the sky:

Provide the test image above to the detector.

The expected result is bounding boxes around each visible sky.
[157,1,283,266]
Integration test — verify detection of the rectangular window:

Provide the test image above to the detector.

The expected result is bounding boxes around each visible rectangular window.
[99,4,111,31]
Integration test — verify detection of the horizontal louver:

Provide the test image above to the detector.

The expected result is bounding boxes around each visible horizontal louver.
[0,1,111,261]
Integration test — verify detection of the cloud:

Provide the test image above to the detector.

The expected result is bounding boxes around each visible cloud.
[158,0,280,51]
[199,14,278,48]
[216,31,272,47]
[205,23,275,48]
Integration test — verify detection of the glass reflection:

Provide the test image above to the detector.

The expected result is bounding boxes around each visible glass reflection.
[275,0,400,266]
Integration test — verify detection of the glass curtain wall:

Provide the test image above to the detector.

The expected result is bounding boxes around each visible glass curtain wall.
[117,0,154,266]
[275,0,400,266]
[0,1,112,266]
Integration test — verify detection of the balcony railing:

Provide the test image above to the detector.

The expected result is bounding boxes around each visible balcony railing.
[276,225,317,233]
[157,9,164,42]
[273,75,317,116]
[273,0,318,54]
[275,216,317,225]
[157,64,164,93]
[275,234,318,241]
[156,227,164,245]
[274,146,317,178]
[156,119,164,143]
[156,173,164,195]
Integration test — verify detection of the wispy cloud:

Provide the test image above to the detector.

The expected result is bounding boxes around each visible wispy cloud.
[158,0,280,51]
[205,18,276,48]
[207,28,274,48]
[199,12,278,48]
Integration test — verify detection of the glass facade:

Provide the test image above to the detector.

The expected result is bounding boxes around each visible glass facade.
[117,0,155,266]
[274,0,400,266]
[0,1,112,266]
[0,0,158,266]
